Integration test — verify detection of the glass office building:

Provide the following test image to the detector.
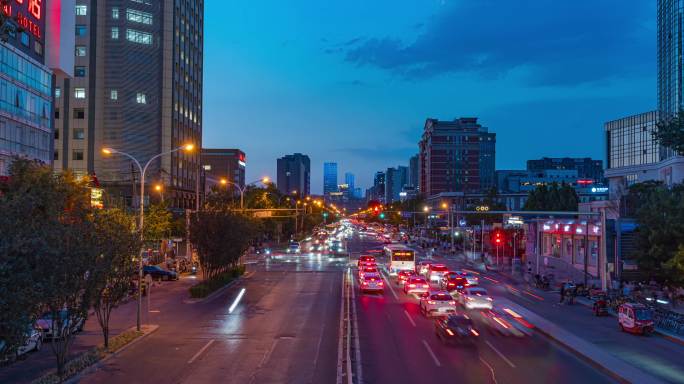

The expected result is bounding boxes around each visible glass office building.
[0,43,53,175]
[658,0,684,116]
[323,162,338,195]
[605,111,660,170]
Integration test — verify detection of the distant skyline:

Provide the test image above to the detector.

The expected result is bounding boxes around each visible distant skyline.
[202,1,655,194]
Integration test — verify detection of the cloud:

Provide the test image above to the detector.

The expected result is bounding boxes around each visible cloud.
[343,1,654,86]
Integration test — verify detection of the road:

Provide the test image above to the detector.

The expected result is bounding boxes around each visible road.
[79,253,346,384]
[347,234,615,384]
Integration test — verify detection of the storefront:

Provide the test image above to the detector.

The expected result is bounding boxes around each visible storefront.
[540,220,601,278]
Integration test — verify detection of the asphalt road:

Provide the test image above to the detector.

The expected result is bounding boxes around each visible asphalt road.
[347,234,616,384]
[79,252,346,384]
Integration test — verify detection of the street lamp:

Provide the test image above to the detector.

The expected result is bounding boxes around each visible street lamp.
[102,142,194,332]
[219,176,269,210]
[154,184,164,203]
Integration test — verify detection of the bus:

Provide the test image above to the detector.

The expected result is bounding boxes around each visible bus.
[384,244,416,275]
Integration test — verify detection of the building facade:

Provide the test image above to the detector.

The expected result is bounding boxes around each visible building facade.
[202,148,245,191]
[385,165,407,204]
[526,157,604,182]
[408,153,419,190]
[344,172,354,193]
[323,161,337,195]
[658,0,684,116]
[418,117,496,198]
[276,153,310,196]
[0,0,74,174]
[53,0,204,210]
[604,111,684,199]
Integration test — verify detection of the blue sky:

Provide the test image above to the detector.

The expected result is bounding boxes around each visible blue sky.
[202,0,655,194]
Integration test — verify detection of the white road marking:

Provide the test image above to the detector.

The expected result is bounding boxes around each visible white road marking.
[380,271,399,300]
[336,270,345,384]
[485,340,516,368]
[350,268,363,384]
[403,310,416,327]
[479,356,499,384]
[422,339,441,367]
[228,288,246,313]
[187,339,215,364]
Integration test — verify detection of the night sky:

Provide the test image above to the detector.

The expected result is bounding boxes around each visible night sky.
[202,0,655,194]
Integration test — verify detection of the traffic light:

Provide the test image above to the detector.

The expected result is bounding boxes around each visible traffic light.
[494,231,503,245]
[379,213,386,219]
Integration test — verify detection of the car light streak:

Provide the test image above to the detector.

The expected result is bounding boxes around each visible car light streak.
[228,288,246,313]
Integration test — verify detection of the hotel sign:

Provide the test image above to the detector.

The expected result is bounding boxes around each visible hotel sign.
[2,0,45,42]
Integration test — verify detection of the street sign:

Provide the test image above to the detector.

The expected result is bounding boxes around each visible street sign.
[459,218,467,227]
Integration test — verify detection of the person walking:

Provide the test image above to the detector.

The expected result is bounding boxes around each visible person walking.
[560,283,566,304]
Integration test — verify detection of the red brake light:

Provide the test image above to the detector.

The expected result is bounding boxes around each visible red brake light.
[423,284,429,288]
[449,301,456,305]
[428,300,435,304]
[446,329,454,336]
[409,284,416,288]
[378,281,384,286]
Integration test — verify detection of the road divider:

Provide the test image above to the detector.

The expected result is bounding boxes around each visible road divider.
[403,310,417,327]
[187,339,215,364]
[228,288,246,313]
[421,339,441,367]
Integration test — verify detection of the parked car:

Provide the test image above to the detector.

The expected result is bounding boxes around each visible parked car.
[36,310,85,339]
[143,265,178,281]
[0,326,43,363]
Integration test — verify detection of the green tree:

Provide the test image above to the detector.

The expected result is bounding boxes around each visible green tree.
[90,208,140,349]
[630,182,684,282]
[523,182,578,211]
[654,109,684,154]
[143,202,172,241]
[190,209,258,280]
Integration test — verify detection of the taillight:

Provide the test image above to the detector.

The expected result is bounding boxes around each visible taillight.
[423,284,429,288]
[378,281,384,286]
[471,329,479,336]
[446,329,454,336]
[428,300,435,304]
[449,301,456,305]
[448,283,455,286]
[486,297,493,301]
[362,281,368,286]
[409,284,416,288]
[466,297,474,301]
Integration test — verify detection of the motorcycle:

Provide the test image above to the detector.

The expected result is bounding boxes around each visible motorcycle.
[593,296,608,316]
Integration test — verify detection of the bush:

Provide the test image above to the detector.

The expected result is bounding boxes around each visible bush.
[189,267,245,298]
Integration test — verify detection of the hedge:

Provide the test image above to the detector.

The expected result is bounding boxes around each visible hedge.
[189,265,246,299]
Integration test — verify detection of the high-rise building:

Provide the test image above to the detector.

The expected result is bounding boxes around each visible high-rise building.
[658,0,684,116]
[385,166,408,203]
[604,111,684,198]
[53,0,204,209]
[366,171,385,203]
[344,172,355,192]
[277,153,310,196]
[418,117,496,198]
[323,162,338,195]
[408,154,419,189]
[0,1,74,175]
[526,157,604,182]
[202,149,246,191]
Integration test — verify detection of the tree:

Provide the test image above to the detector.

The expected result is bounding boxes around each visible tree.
[90,208,140,349]
[630,182,684,282]
[143,202,172,241]
[654,109,684,154]
[189,209,257,280]
[523,182,578,211]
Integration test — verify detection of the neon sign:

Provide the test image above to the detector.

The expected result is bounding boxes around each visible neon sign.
[2,0,44,41]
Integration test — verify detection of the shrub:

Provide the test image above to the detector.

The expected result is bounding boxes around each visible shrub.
[189,267,245,298]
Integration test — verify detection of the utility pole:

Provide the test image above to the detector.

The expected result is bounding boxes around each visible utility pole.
[480,219,485,261]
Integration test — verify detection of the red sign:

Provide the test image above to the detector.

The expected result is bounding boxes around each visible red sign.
[2,0,44,41]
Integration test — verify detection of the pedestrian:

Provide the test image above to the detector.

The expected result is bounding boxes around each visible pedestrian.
[560,283,566,304]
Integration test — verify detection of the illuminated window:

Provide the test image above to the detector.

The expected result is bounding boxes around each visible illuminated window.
[55,87,61,98]
[76,25,87,37]
[110,90,118,100]
[111,27,119,39]
[75,46,87,56]
[76,5,87,16]
[126,29,152,44]
[74,88,86,99]
[126,9,153,25]
[136,92,147,104]
[73,128,85,140]
[74,66,86,77]
[112,7,119,19]
[20,32,29,46]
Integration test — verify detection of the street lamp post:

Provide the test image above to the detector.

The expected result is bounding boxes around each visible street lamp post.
[102,143,194,332]
[219,177,270,210]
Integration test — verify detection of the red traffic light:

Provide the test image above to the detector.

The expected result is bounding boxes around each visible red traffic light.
[493,231,503,244]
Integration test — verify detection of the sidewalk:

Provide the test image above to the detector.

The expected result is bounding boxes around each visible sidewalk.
[428,250,684,384]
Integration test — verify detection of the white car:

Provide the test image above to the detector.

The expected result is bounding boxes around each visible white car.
[460,272,479,286]
[360,273,384,293]
[458,287,493,310]
[403,276,430,295]
[36,310,85,339]
[286,242,301,253]
[427,264,449,283]
[419,291,457,317]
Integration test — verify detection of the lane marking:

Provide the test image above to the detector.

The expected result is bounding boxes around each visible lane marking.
[148,310,160,313]
[422,339,441,367]
[403,310,417,327]
[228,288,246,313]
[482,276,500,283]
[187,339,215,364]
[350,267,363,384]
[522,290,544,301]
[336,270,345,384]
[380,272,399,300]
[485,340,516,368]
[479,356,499,384]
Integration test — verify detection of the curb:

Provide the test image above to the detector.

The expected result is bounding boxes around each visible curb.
[64,324,159,384]
[182,271,253,304]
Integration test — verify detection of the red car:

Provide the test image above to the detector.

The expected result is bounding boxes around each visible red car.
[359,266,379,279]
[440,272,468,292]
[396,270,416,287]
[404,276,430,295]
[358,255,376,268]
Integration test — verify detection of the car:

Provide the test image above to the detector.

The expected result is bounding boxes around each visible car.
[36,310,85,339]
[330,240,345,253]
[0,326,43,362]
[416,260,433,276]
[396,269,416,287]
[143,265,178,281]
[457,287,493,310]
[420,291,458,317]
[434,314,479,345]
[440,272,468,292]
[459,271,479,286]
[359,273,384,293]
[403,276,430,295]
[286,242,301,253]
[427,264,449,283]
[359,266,379,279]
[358,255,376,268]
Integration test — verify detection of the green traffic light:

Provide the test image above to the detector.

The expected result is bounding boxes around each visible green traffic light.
[379,213,385,219]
